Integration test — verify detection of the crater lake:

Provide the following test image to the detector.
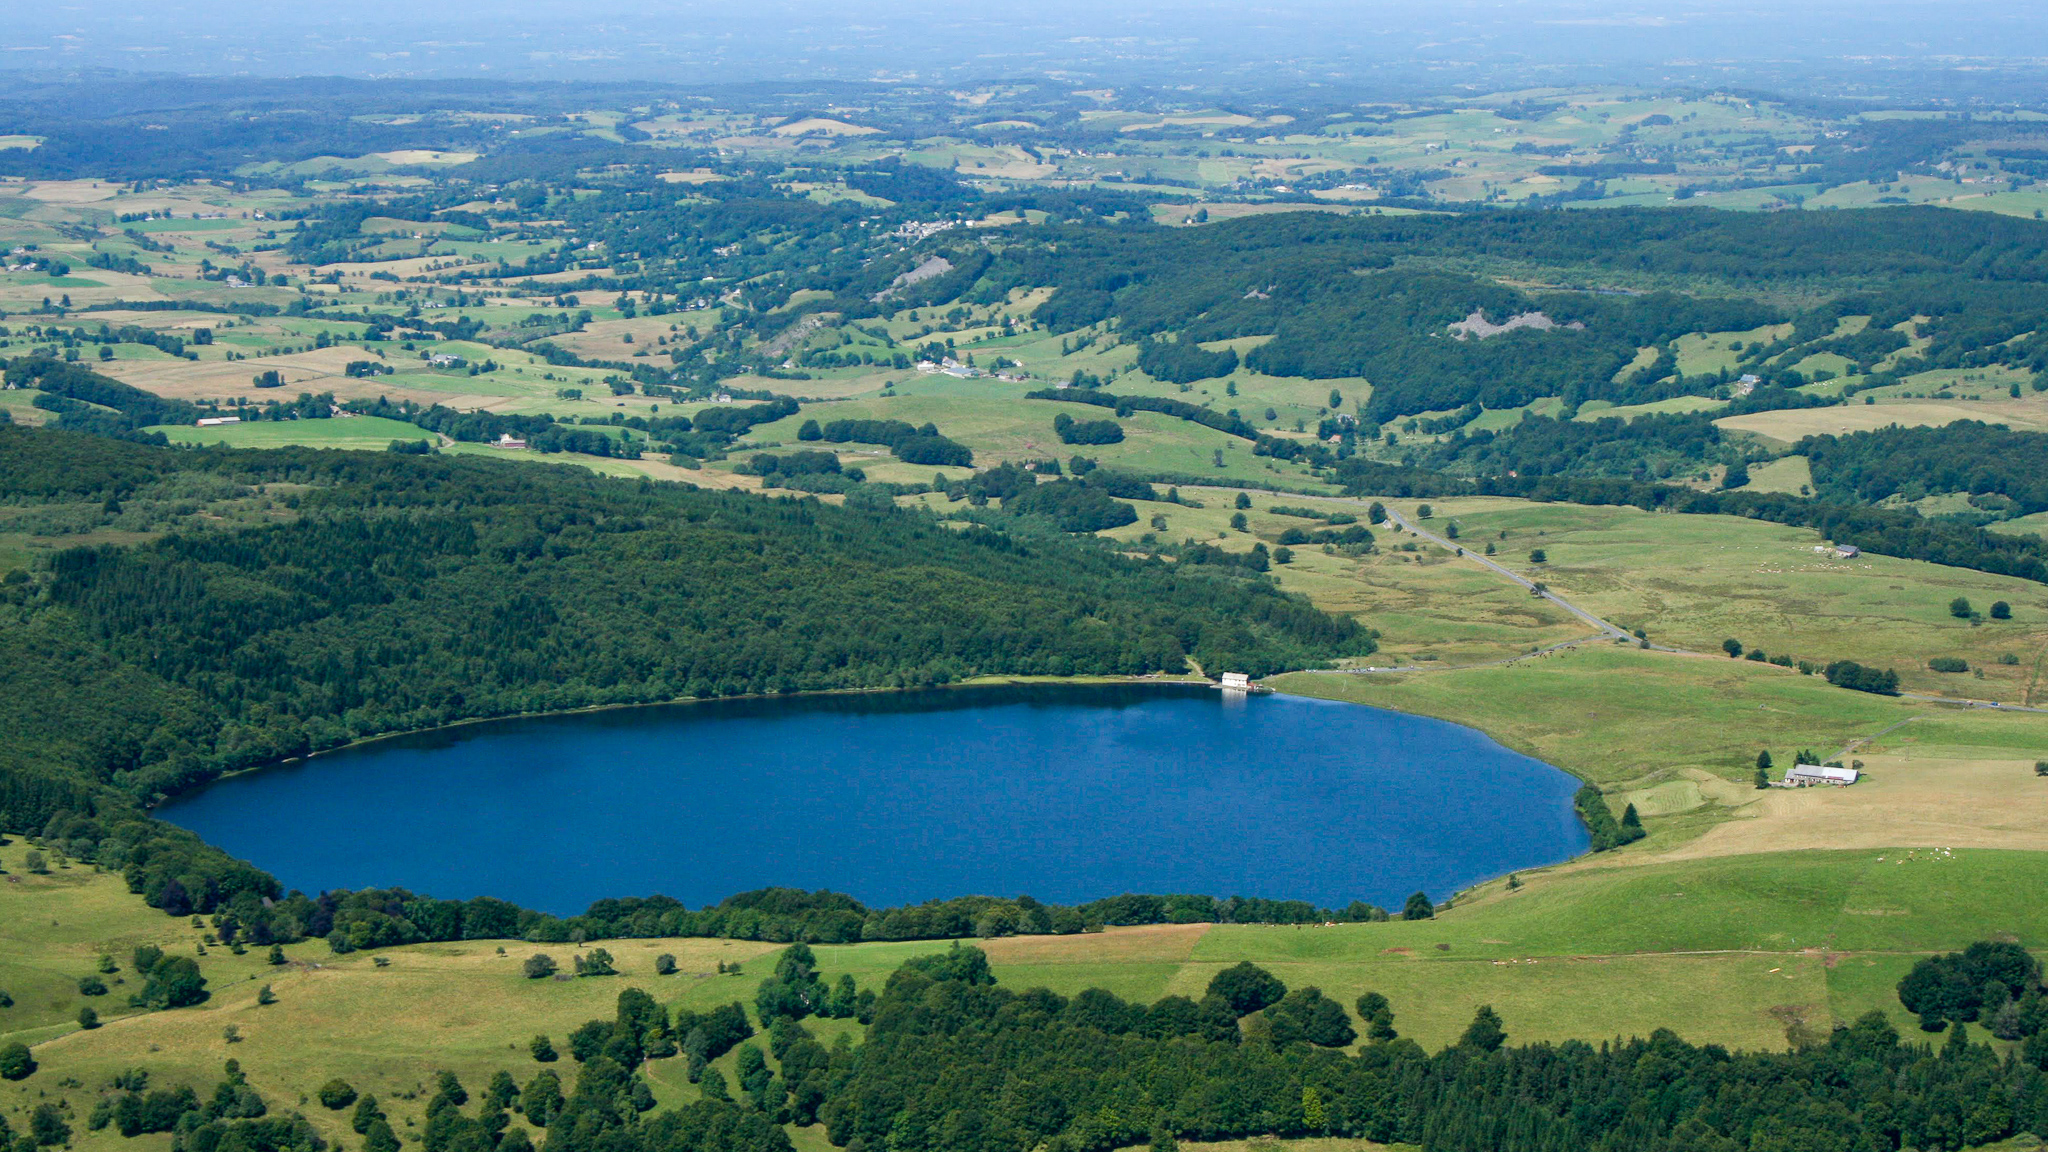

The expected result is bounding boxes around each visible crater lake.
[157,683,1591,915]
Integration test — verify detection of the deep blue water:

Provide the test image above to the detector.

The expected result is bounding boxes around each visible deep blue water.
[158,684,1589,916]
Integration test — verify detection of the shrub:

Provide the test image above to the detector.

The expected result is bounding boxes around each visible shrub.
[1929,657,1969,673]
[1951,597,1975,618]
[1824,660,1900,695]
[0,1041,33,1080]
[1052,413,1125,445]
[319,1080,358,1110]
[523,954,558,979]
[1992,601,2012,619]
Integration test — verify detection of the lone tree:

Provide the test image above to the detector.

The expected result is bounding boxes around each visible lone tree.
[1403,891,1435,921]
[1992,601,2012,620]
[1951,597,1974,619]
[1460,1004,1508,1052]
[523,954,558,980]
[1723,638,1744,658]
[655,954,678,976]
[528,1034,558,1063]
[1234,492,1251,509]
[0,1041,33,1081]
[1206,962,1287,1015]
[30,1104,68,1147]
[351,1094,385,1134]
[267,944,287,966]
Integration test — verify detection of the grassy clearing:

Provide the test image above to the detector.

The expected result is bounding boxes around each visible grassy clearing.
[1271,648,2048,793]
[1092,491,1580,664]
[1362,495,2048,703]
[1741,454,1813,495]
[1717,391,2048,443]
[150,416,433,451]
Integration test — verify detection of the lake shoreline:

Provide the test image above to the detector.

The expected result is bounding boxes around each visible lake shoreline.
[146,672,1216,808]
[157,680,1593,915]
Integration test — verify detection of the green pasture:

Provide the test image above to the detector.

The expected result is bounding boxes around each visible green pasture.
[13,833,2048,1152]
[1091,491,1581,663]
[151,416,432,450]
[1372,496,2048,703]
[742,391,1328,486]
[1269,647,2046,791]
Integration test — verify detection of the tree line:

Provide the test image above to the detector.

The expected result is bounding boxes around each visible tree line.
[43,941,2048,1152]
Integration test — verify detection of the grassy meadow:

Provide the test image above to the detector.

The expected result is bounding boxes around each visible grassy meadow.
[1336,497,2048,704]
[13,830,2048,1152]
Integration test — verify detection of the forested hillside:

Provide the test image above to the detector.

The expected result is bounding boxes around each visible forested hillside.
[0,427,1365,942]
[853,207,2048,421]
[1800,421,2048,516]
[0,427,1361,822]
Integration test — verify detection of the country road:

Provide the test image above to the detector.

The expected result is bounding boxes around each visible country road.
[1376,507,1666,648]
[1297,496,2048,714]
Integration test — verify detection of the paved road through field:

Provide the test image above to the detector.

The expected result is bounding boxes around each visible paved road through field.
[1336,500,2048,712]
[1377,507,1646,646]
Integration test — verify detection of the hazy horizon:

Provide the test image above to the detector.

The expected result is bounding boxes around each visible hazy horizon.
[8,0,2048,99]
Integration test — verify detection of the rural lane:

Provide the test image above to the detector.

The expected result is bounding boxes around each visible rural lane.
[1339,500,2048,712]
[1376,507,1647,646]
